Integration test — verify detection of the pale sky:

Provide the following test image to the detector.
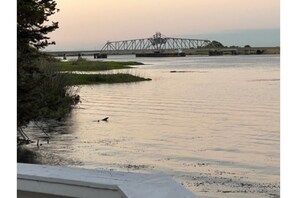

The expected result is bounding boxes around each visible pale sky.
[46,0,280,50]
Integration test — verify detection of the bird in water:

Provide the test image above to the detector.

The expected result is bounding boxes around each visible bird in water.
[101,117,109,121]
[97,117,109,122]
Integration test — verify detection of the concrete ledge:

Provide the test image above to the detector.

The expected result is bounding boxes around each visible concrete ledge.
[17,163,198,198]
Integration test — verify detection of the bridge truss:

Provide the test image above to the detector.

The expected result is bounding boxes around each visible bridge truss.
[101,32,212,52]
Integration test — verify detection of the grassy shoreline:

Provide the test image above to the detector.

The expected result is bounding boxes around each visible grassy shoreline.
[55,60,144,71]
[54,60,150,85]
[66,73,151,85]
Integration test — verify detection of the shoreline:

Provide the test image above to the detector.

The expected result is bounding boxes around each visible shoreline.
[18,143,280,198]
[55,60,151,85]
[18,56,279,198]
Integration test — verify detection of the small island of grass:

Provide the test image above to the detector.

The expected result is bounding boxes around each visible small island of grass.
[54,59,144,71]
[66,73,151,85]
[54,59,151,85]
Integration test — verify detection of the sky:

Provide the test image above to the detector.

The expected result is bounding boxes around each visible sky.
[44,0,280,50]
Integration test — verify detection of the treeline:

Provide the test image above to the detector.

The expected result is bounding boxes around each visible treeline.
[205,41,254,48]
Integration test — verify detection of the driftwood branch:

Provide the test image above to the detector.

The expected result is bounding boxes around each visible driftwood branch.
[33,120,50,137]
[18,127,30,140]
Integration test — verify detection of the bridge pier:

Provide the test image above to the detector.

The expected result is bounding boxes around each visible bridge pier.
[231,50,239,55]
[256,49,264,54]
[209,50,223,56]
[94,53,107,59]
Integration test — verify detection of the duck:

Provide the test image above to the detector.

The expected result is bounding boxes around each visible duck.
[101,117,109,122]
[96,117,109,122]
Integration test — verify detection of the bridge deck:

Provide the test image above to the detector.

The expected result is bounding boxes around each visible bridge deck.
[44,47,277,57]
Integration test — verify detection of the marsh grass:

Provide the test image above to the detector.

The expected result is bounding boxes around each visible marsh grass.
[54,59,150,85]
[55,59,144,71]
[65,73,151,85]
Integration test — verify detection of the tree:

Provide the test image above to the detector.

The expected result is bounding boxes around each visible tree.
[205,40,225,48]
[17,0,75,143]
[17,0,59,50]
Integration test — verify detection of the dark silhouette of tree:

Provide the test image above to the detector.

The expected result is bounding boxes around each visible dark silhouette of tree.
[205,40,225,48]
[17,0,74,143]
[17,0,59,50]
[229,45,240,48]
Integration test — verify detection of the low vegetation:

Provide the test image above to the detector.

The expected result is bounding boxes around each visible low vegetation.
[54,59,150,85]
[54,59,144,71]
[66,73,151,85]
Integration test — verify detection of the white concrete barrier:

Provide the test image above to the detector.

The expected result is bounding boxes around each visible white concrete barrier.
[17,163,198,198]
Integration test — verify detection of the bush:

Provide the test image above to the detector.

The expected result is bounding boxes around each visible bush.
[17,53,75,128]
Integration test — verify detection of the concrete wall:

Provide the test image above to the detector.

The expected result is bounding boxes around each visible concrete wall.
[18,191,72,198]
[17,163,198,198]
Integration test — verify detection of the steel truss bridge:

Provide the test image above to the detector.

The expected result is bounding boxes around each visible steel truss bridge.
[46,32,275,58]
[100,32,212,53]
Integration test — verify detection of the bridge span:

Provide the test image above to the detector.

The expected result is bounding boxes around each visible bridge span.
[45,32,277,58]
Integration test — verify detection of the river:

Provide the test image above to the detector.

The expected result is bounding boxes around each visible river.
[25,55,280,198]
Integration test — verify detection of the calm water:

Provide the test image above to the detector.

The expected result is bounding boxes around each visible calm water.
[25,55,280,197]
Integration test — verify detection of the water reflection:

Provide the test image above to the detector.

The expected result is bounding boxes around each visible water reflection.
[24,55,280,198]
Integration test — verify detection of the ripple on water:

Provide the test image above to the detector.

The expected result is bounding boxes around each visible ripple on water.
[23,55,280,197]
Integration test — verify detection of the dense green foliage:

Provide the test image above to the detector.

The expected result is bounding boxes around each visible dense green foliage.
[17,0,59,50]
[55,60,144,71]
[17,0,74,130]
[17,56,74,127]
[65,73,151,85]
